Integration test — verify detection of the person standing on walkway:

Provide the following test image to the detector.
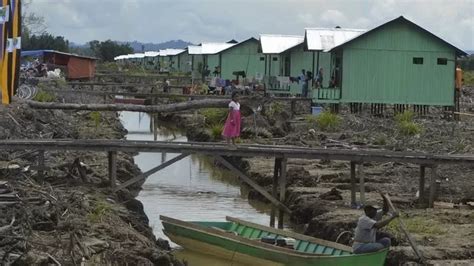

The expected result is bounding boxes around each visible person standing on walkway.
[222,92,241,145]
[299,69,308,97]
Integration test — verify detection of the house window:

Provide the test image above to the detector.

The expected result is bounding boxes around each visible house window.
[437,58,447,65]
[272,57,278,61]
[413,57,423,64]
[260,57,265,61]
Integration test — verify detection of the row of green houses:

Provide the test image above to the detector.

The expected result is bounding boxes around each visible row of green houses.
[115,16,467,107]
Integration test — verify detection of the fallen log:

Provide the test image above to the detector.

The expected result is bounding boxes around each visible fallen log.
[27,99,231,113]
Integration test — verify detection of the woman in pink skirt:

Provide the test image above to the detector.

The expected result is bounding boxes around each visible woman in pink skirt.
[222,92,241,145]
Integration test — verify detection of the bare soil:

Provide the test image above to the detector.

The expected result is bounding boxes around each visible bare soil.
[0,93,182,265]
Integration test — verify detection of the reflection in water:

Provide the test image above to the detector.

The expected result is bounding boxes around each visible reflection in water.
[120,112,273,266]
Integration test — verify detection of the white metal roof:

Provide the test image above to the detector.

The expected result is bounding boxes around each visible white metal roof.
[188,42,236,55]
[305,28,366,52]
[159,49,186,56]
[144,51,160,57]
[259,34,304,54]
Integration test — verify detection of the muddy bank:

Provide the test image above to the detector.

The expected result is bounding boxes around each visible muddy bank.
[0,94,181,265]
[159,87,474,265]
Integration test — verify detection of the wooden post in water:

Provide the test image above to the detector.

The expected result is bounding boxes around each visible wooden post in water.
[429,166,438,208]
[270,158,281,228]
[350,162,356,206]
[108,151,117,188]
[37,150,45,179]
[278,158,287,229]
[418,165,426,205]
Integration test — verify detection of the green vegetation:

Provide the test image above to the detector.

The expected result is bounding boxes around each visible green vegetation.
[464,71,474,86]
[89,111,101,128]
[210,124,223,140]
[87,200,113,223]
[200,108,228,126]
[306,111,341,132]
[89,40,134,62]
[33,91,56,102]
[265,102,285,117]
[395,111,423,136]
[386,215,447,240]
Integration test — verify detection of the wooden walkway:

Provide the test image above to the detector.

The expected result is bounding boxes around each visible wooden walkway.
[1,139,472,228]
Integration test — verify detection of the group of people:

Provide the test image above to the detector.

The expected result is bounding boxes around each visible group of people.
[296,66,341,97]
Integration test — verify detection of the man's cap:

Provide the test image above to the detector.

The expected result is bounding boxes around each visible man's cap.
[363,205,378,211]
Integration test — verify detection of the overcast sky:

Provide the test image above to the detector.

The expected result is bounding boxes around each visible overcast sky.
[30,0,474,50]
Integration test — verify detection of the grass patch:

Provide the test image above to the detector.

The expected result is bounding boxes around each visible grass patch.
[200,108,228,126]
[398,121,423,136]
[306,111,341,132]
[34,91,56,102]
[395,111,415,123]
[394,111,423,136]
[210,124,223,140]
[386,216,447,240]
[265,102,285,117]
[373,134,388,146]
[89,111,101,128]
[87,200,113,223]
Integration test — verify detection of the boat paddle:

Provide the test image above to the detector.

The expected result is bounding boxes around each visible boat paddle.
[382,193,425,264]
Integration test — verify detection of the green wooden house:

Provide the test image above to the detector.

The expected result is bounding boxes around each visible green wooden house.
[219,37,265,81]
[325,16,467,106]
[176,49,192,73]
[259,34,305,94]
[304,27,366,101]
[188,42,236,80]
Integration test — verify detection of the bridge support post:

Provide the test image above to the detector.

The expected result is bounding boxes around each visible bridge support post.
[358,163,365,205]
[418,165,426,205]
[278,158,287,229]
[108,151,117,188]
[429,166,438,208]
[350,162,356,207]
[270,158,281,228]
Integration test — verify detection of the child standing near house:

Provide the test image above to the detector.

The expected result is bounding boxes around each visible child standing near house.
[222,92,241,145]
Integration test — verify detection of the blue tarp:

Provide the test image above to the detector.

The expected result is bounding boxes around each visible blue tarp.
[20,50,56,57]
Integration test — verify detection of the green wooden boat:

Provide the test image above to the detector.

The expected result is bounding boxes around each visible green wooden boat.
[161,215,388,266]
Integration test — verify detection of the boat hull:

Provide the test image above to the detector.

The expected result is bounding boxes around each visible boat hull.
[162,219,388,266]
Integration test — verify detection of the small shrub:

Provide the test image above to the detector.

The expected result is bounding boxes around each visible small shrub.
[34,91,56,102]
[210,124,223,140]
[306,111,341,132]
[89,111,101,128]
[464,71,474,86]
[87,200,112,223]
[265,102,285,117]
[395,111,415,123]
[200,108,228,126]
[398,121,423,136]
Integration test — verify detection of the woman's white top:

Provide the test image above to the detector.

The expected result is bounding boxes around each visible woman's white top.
[229,101,240,111]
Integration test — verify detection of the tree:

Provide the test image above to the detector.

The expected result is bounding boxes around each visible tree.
[22,33,69,52]
[88,40,134,62]
[22,0,46,36]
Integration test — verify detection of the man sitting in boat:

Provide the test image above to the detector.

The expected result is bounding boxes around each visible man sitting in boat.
[352,201,399,254]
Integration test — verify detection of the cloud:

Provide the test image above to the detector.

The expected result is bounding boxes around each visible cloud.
[27,0,474,50]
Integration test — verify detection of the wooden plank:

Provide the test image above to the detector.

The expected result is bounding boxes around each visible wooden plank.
[214,156,291,214]
[419,165,426,204]
[278,158,287,229]
[108,151,117,188]
[0,140,473,165]
[114,154,189,192]
[350,162,356,206]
